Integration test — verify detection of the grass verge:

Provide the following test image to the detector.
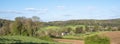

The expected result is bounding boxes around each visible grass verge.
[0,36,64,44]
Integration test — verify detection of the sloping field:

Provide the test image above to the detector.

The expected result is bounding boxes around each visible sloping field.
[54,39,84,44]
[102,31,120,44]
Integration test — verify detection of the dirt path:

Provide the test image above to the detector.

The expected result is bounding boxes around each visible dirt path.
[54,39,84,44]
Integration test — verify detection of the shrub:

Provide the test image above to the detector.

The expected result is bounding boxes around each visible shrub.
[85,35,110,44]
[38,36,54,41]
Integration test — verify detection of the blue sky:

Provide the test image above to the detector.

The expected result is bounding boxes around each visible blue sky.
[0,0,120,22]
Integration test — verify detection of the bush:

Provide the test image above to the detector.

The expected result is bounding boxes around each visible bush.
[38,36,54,41]
[85,35,110,44]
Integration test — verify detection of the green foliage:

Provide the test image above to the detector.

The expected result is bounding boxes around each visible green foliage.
[62,32,103,40]
[9,16,41,37]
[64,27,72,33]
[75,25,86,34]
[0,36,60,44]
[40,26,63,38]
[38,36,54,41]
[85,35,110,44]
[62,35,82,40]
[0,19,11,35]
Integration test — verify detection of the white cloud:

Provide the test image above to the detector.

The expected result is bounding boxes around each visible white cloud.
[0,8,48,15]
[25,8,48,14]
[37,8,48,14]
[0,10,23,14]
[25,8,38,12]
[63,14,72,17]
[56,6,65,10]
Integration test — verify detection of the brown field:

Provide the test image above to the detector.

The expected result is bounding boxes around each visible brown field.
[101,31,120,44]
[54,31,120,44]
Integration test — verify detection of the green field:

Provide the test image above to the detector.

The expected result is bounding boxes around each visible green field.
[62,32,105,40]
[0,36,63,44]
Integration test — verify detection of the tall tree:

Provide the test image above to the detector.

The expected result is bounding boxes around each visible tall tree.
[32,16,42,36]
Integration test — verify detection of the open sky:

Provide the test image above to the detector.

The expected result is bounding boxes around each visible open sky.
[0,0,120,22]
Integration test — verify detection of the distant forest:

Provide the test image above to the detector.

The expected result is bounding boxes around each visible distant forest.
[47,18,120,27]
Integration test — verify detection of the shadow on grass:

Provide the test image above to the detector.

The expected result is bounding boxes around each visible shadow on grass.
[0,38,52,44]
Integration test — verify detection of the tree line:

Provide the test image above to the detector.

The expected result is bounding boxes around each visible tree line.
[47,19,120,27]
[0,16,42,37]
